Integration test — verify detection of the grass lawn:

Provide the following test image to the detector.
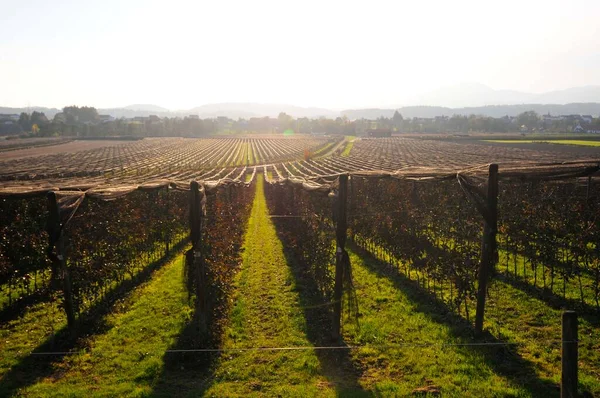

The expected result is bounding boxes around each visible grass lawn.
[484,139,600,147]
[341,137,356,157]
[7,249,194,397]
[349,238,600,397]
[340,248,554,396]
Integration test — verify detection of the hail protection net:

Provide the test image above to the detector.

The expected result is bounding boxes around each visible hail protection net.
[186,183,254,341]
[0,169,256,334]
[63,187,189,316]
[498,171,600,311]
[265,179,338,315]
[0,196,51,311]
[348,174,484,318]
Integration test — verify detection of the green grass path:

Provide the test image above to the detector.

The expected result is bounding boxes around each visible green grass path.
[203,175,335,396]
[16,252,194,397]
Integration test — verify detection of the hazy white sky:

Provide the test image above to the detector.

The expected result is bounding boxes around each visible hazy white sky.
[1,0,599,109]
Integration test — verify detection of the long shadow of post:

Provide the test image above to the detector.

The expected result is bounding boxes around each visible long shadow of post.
[0,288,52,324]
[0,240,188,397]
[272,218,372,397]
[349,242,565,398]
[148,316,218,397]
[496,273,600,327]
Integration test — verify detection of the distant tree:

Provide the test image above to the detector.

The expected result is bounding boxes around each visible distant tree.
[63,106,99,124]
[18,112,31,131]
[30,111,49,127]
[517,111,540,130]
[392,110,404,130]
[277,112,294,132]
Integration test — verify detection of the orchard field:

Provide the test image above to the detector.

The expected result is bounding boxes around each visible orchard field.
[0,135,599,397]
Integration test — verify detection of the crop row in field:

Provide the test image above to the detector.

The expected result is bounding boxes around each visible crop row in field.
[485,139,600,147]
[267,137,599,180]
[0,136,331,182]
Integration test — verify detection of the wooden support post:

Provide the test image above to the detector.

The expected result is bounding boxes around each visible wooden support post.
[475,164,498,336]
[332,174,348,341]
[190,181,207,337]
[47,192,76,336]
[165,185,170,255]
[561,311,578,398]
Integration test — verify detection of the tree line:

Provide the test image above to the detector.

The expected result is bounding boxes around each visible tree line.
[4,106,599,138]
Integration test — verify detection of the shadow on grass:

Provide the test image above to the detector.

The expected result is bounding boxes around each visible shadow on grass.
[148,315,218,397]
[0,239,188,397]
[271,219,372,397]
[349,241,568,398]
[0,288,52,324]
[496,272,600,327]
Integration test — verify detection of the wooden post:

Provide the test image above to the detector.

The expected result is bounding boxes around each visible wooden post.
[475,164,498,336]
[190,181,207,336]
[562,311,578,398]
[165,185,170,255]
[47,192,76,336]
[332,174,348,341]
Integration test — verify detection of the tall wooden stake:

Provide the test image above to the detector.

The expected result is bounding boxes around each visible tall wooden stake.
[561,311,578,398]
[332,174,348,341]
[190,181,207,336]
[475,164,498,336]
[165,185,170,255]
[47,192,76,337]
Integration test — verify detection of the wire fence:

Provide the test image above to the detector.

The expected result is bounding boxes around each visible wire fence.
[26,338,584,356]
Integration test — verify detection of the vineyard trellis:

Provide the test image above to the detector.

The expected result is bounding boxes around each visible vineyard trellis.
[0,171,256,339]
[265,174,359,340]
[264,160,600,336]
[1,135,599,341]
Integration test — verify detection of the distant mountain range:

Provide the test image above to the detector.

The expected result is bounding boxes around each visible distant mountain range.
[406,83,600,108]
[341,103,600,120]
[123,104,170,112]
[187,103,338,119]
[1,84,599,120]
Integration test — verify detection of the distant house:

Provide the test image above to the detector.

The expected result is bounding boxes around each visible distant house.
[366,128,392,138]
[561,114,583,123]
[98,114,115,123]
[0,114,19,122]
[573,124,585,133]
[581,115,593,124]
[543,113,564,123]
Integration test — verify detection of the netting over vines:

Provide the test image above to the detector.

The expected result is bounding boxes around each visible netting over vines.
[0,171,257,341]
[265,179,336,308]
[349,176,483,318]
[0,197,51,310]
[265,160,600,329]
[63,187,189,315]
[499,176,600,310]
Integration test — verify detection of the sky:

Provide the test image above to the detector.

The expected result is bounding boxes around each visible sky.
[1,0,599,110]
